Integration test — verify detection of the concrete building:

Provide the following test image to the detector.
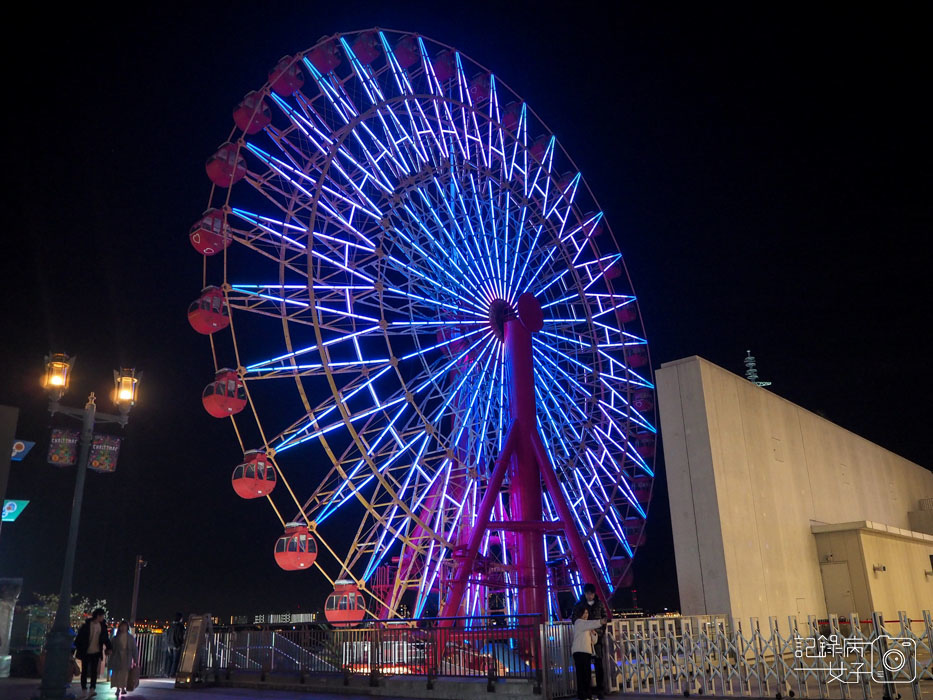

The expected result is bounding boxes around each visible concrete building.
[656,356,933,625]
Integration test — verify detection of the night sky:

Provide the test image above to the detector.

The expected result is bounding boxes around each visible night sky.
[1,3,930,623]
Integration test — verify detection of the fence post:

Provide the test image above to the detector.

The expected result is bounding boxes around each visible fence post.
[369,625,380,687]
[872,612,899,700]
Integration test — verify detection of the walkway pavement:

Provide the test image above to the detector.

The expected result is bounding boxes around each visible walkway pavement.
[0,678,391,700]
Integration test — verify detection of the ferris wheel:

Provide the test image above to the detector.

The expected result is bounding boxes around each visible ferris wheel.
[188,28,657,622]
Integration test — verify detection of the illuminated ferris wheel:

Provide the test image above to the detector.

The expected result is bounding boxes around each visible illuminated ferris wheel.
[187,28,657,622]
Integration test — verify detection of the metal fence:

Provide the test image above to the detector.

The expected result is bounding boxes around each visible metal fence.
[135,630,172,678]
[169,610,933,700]
[197,615,542,686]
[608,610,933,700]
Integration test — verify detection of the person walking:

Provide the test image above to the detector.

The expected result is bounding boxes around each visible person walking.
[108,621,138,696]
[572,606,606,700]
[572,583,608,698]
[74,608,112,696]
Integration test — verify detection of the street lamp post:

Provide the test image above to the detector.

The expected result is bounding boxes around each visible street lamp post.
[36,355,139,700]
[129,555,147,628]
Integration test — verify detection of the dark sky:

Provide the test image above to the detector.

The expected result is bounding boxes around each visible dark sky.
[1,2,930,622]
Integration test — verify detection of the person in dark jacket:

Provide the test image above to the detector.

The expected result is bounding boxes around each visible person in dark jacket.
[571,584,607,699]
[167,612,186,676]
[73,608,112,696]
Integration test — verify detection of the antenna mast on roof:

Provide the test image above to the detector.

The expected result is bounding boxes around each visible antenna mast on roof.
[744,350,772,388]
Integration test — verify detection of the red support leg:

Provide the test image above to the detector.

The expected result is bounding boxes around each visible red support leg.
[439,425,517,621]
[504,313,547,623]
[531,430,611,606]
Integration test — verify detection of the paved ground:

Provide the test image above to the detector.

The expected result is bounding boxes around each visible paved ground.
[0,678,391,700]
[0,677,454,700]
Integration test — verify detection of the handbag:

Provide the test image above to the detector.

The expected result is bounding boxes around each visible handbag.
[127,665,140,691]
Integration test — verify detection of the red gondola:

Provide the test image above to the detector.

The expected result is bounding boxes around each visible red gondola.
[616,304,637,325]
[432,50,454,82]
[393,36,419,69]
[274,522,317,570]
[269,55,305,95]
[634,433,655,459]
[469,72,490,103]
[187,286,230,335]
[307,41,341,74]
[556,171,576,194]
[189,209,230,256]
[501,101,521,132]
[582,211,604,239]
[624,524,647,548]
[627,346,648,368]
[630,475,652,502]
[233,91,271,134]
[632,389,654,412]
[529,135,549,162]
[603,262,622,281]
[352,32,380,65]
[205,142,247,188]
[324,579,366,627]
[232,450,276,499]
[202,369,247,418]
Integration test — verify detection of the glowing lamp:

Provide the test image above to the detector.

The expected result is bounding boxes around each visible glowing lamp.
[113,368,139,408]
[44,353,73,397]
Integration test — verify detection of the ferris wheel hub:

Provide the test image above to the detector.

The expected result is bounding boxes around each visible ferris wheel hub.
[487,298,514,341]
[516,293,544,333]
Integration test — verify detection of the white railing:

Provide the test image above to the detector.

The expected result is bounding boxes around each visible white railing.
[607,611,933,699]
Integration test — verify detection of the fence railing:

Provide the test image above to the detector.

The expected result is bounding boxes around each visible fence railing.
[196,615,543,687]
[608,610,933,700]
[135,630,172,678]
[167,609,933,699]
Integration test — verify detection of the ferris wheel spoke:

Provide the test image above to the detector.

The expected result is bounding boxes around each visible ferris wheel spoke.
[361,438,443,580]
[535,429,611,584]
[426,176,498,299]
[306,331,492,517]
[247,142,386,225]
[533,386,580,464]
[379,32,415,96]
[453,53,488,170]
[267,92,334,159]
[228,209,309,252]
[301,60,357,125]
[401,192,488,296]
[486,75,508,168]
[585,445,643,518]
[533,340,593,399]
[309,401,416,524]
[424,162,494,293]
[383,253,487,316]
[349,340,496,575]
[386,204,486,301]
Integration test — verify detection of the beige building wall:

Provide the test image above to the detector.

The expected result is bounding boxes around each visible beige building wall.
[657,356,933,624]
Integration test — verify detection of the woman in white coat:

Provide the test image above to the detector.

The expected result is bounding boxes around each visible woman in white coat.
[572,607,606,700]
[108,621,139,697]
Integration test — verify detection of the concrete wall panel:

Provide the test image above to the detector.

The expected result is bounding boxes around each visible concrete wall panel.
[658,356,933,623]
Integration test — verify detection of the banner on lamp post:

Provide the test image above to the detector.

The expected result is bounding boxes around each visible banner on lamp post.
[88,434,121,473]
[47,429,79,466]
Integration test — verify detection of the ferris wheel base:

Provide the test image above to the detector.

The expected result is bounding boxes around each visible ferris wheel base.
[439,305,610,623]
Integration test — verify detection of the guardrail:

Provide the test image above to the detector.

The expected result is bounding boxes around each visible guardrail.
[135,630,171,678]
[195,615,543,687]
[608,610,933,700]
[164,609,933,699]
